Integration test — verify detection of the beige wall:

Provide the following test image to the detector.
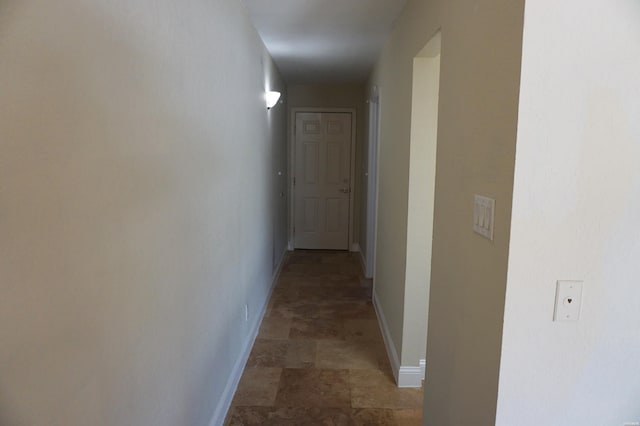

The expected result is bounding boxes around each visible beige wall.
[497,1,640,424]
[368,0,524,421]
[288,84,367,251]
[0,1,287,425]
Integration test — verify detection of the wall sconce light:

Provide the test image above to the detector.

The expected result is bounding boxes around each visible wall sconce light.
[266,91,281,109]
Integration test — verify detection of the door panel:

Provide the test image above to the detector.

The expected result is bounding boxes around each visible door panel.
[325,197,341,232]
[326,142,341,184]
[303,142,319,184]
[294,112,352,250]
[302,197,319,232]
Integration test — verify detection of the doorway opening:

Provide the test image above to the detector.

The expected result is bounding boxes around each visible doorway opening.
[398,30,442,386]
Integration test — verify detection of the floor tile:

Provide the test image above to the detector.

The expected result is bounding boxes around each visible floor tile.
[284,339,316,368]
[316,340,386,370]
[275,368,351,408]
[289,318,346,340]
[258,316,291,339]
[268,300,319,320]
[277,275,324,288]
[393,408,424,425]
[286,253,324,264]
[315,301,377,320]
[247,339,317,369]
[343,319,384,341]
[282,262,343,276]
[225,250,425,425]
[227,406,352,426]
[320,252,358,264]
[337,263,365,276]
[232,368,282,407]
[350,408,397,425]
[330,286,373,301]
[350,369,423,409]
[246,339,288,368]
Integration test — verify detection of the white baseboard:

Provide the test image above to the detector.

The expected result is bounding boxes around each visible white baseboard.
[398,365,424,388]
[373,291,426,389]
[372,291,401,382]
[358,249,366,276]
[350,242,360,253]
[208,250,287,426]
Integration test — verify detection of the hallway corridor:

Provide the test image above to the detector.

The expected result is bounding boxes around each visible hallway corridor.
[225,251,424,425]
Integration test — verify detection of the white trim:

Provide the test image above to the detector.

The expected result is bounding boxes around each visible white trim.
[350,243,360,253]
[398,366,424,388]
[208,250,287,426]
[373,290,425,388]
[289,108,357,251]
[420,358,426,379]
[373,290,401,383]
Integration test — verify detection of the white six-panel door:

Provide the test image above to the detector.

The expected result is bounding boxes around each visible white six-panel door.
[294,112,352,250]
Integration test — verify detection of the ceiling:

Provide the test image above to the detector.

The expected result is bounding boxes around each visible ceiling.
[243,0,409,84]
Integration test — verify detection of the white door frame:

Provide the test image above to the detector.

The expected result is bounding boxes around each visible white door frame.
[289,107,357,251]
[365,88,381,278]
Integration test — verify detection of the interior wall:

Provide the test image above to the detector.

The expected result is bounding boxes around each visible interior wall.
[288,84,366,253]
[367,0,525,422]
[497,1,640,425]
[0,1,287,425]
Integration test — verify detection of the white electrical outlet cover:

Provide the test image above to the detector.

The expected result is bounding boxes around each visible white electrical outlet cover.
[553,280,583,321]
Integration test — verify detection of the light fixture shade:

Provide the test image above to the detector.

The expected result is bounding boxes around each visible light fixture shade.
[265,91,281,109]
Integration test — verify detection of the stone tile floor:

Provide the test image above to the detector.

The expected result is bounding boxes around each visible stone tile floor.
[224,250,423,425]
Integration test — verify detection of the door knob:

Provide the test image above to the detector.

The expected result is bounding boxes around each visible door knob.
[340,188,350,194]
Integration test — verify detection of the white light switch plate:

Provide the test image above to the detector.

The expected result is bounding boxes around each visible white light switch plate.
[553,281,583,321]
[473,195,495,241]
